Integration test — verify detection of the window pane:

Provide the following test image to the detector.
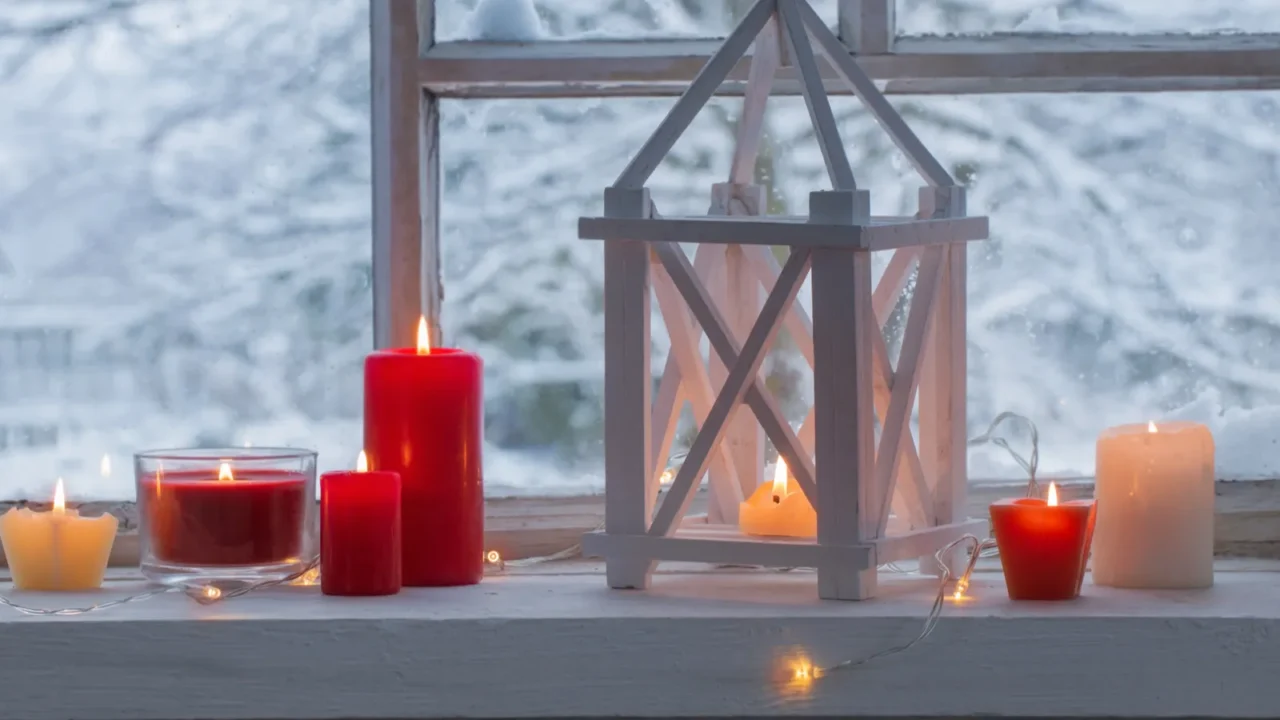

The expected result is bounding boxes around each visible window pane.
[899,0,1280,35]
[442,96,818,495]
[446,90,1280,488]
[438,0,837,41]
[0,1,370,499]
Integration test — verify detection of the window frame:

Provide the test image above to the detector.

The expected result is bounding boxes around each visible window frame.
[375,0,1280,350]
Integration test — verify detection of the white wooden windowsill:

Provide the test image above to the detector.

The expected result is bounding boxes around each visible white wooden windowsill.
[6,561,1280,720]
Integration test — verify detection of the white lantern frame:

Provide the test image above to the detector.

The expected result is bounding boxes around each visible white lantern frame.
[576,0,989,601]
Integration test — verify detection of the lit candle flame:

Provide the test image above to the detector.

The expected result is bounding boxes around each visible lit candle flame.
[1048,481,1059,507]
[53,478,65,515]
[100,455,111,478]
[1148,421,1158,434]
[357,451,369,473]
[771,458,789,501]
[416,316,431,355]
[218,463,234,483]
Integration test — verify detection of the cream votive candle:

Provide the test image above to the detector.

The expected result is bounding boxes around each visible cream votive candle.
[0,480,118,591]
[1091,421,1214,589]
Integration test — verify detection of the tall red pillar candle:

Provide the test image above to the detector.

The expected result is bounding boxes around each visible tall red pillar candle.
[364,321,483,586]
[990,483,1097,601]
[321,455,401,596]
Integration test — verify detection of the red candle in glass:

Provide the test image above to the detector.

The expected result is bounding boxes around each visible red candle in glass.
[364,319,483,587]
[990,483,1097,601]
[139,465,307,566]
[320,454,402,596]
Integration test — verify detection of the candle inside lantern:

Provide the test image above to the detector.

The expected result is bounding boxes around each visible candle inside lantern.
[1092,421,1214,589]
[0,479,118,591]
[320,451,402,596]
[739,458,817,539]
[139,463,308,567]
[989,482,1096,601]
[365,316,484,586]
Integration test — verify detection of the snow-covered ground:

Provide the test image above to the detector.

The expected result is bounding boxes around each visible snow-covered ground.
[3,0,1280,500]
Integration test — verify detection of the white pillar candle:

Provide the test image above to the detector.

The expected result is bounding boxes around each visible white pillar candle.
[1092,421,1214,589]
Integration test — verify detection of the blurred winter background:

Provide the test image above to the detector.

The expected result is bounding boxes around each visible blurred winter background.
[3,0,1280,500]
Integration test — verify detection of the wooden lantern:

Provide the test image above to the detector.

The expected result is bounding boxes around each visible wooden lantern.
[578,0,990,600]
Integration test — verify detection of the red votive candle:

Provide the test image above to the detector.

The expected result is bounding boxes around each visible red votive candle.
[990,483,1097,601]
[139,469,307,566]
[364,320,484,587]
[321,461,401,596]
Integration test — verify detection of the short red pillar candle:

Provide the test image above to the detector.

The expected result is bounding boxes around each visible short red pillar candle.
[364,319,484,587]
[321,453,401,596]
[990,483,1097,601]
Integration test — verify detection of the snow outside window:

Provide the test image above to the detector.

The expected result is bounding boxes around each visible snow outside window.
[3,0,1280,502]
[0,1,372,498]
[438,0,837,41]
[898,0,1280,36]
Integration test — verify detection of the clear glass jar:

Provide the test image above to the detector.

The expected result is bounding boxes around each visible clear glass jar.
[135,448,318,588]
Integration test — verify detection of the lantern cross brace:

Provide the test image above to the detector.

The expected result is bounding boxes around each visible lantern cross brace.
[647,235,815,538]
[652,231,943,536]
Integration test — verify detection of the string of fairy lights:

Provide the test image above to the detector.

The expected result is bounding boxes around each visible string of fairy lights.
[0,412,1041,686]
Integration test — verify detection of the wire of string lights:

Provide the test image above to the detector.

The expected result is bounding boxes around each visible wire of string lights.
[0,558,321,616]
[811,411,1040,677]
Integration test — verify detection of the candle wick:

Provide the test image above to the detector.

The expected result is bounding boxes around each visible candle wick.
[772,495,781,504]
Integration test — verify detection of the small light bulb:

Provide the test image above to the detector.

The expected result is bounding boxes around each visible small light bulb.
[485,550,501,564]
[291,567,321,586]
[203,586,221,600]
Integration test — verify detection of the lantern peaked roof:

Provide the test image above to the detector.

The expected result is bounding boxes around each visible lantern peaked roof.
[613,0,957,195]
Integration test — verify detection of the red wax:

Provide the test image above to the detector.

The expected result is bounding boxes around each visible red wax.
[139,470,307,566]
[990,497,1097,601]
[321,470,402,596]
[365,347,483,586]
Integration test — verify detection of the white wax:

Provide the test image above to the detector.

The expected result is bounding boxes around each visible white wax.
[1091,421,1214,589]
